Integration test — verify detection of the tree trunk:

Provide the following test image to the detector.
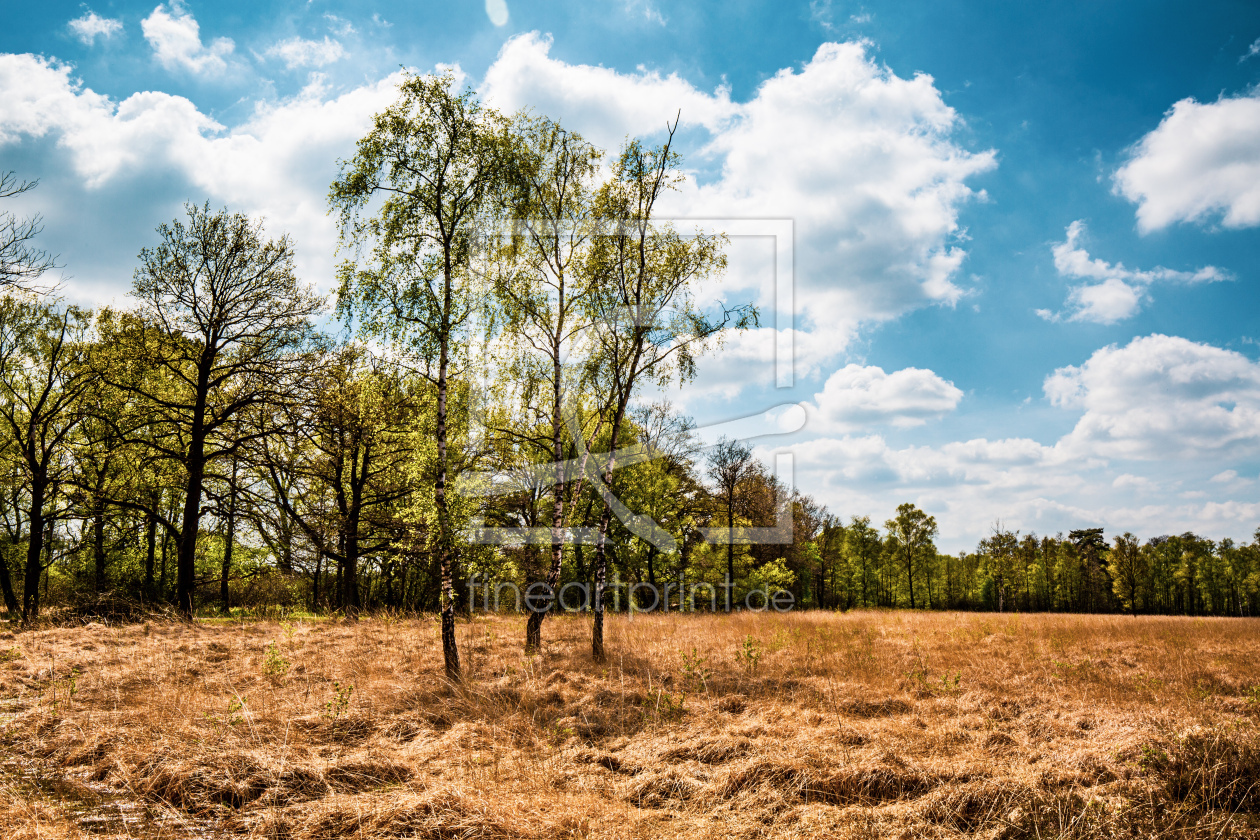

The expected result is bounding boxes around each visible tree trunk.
[572,497,595,610]
[333,551,343,610]
[591,406,628,662]
[0,534,19,616]
[175,353,220,619]
[176,449,204,618]
[905,547,916,610]
[160,528,169,597]
[312,550,323,612]
[341,443,366,616]
[436,256,460,682]
[33,518,53,620]
[21,476,47,623]
[383,557,395,609]
[526,352,568,654]
[92,501,105,594]
[144,503,157,601]
[219,456,239,615]
[592,517,607,660]
[726,495,734,612]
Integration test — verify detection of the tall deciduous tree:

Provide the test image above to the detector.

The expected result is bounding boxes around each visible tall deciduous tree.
[0,297,93,621]
[257,344,417,615]
[885,503,938,610]
[1109,532,1146,615]
[584,122,751,660]
[846,515,882,608]
[980,525,1019,612]
[494,116,603,653]
[104,204,320,617]
[1069,528,1109,613]
[331,72,509,680]
[706,436,755,612]
[0,461,26,615]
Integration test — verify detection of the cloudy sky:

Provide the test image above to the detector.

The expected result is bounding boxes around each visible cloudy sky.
[3,0,1259,551]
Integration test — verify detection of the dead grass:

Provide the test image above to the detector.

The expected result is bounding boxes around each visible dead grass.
[1,610,1259,838]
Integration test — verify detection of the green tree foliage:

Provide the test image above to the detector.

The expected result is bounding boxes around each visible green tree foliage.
[707,436,756,611]
[580,121,751,660]
[255,344,418,615]
[979,526,1019,612]
[490,115,604,653]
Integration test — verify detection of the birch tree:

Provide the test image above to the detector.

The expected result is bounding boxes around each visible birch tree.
[584,123,752,660]
[492,116,605,652]
[331,72,509,680]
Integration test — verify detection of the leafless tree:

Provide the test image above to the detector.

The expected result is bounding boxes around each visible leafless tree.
[0,172,58,290]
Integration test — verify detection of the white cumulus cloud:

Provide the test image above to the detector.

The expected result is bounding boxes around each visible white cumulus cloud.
[0,54,219,186]
[68,11,123,45]
[1114,93,1260,232]
[806,364,962,432]
[687,41,995,330]
[1037,220,1226,324]
[481,35,995,344]
[1046,334,1260,460]
[481,33,736,150]
[0,53,402,301]
[141,1,234,75]
[266,36,346,70]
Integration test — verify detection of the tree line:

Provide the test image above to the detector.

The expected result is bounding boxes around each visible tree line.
[0,73,1256,680]
[810,518,1260,618]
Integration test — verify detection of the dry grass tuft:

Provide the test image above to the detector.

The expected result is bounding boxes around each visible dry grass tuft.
[1142,724,1260,812]
[269,788,519,840]
[2,610,1260,838]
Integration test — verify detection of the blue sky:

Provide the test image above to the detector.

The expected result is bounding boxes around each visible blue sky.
[2,0,1259,550]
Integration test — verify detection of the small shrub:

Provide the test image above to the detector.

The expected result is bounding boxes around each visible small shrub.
[654,688,686,721]
[736,636,762,676]
[204,694,247,728]
[262,641,290,679]
[680,647,711,693]
[323,681,354,719]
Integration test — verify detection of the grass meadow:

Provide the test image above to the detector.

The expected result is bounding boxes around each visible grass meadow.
[1,610,1259,839]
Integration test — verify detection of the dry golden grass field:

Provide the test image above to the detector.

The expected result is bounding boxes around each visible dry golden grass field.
[1,610,1259,839]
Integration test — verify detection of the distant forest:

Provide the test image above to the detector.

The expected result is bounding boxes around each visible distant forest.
[0,74,1256,670]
